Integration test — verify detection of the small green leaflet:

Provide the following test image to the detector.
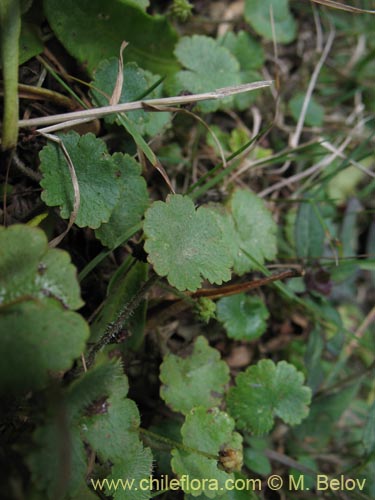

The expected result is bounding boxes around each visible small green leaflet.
[171,406,243,498]
[39,132,121,229]
[160,336,229,414]
[227,360,312,435]
[217,294,269,341]
[168,35,241,113]
[218,31,264,111]
[90,59,170,137]
[94,154,149,248]
[209,190,278,275]
[244,0,297,44]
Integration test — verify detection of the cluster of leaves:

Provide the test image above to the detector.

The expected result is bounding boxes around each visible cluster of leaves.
[1,0,375,499]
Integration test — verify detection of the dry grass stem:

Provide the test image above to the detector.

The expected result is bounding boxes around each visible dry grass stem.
[17,81,273,132]
[40,132,81,247]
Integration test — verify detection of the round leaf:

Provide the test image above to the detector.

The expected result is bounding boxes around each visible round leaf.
[144,195,232,291]
[227,360,312,435]
[217,294,269,341]
[244,0,297,44]
[170,35,241,113]
[181,407,242,457]
[160,336,230,414]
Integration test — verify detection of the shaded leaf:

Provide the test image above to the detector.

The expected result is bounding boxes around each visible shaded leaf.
[27,361,131,499]
[217,32,264,110]
[290,383,360,448]
[184,473,260,500]
[170,35,241,113]
[109,448,153,500]
[95,154,149,248]
[43,0,179,75]
[27,423,86,500]
[90,59,170,137]
[0,224,82,309]
[210,190,277,275]
[83,397,142,461]
[217,294,269,341]
[0,300,89,394]
[295,198,325,259]
[66,360,128,420]
[19,21,43,63]
[40,132,121,229]
[171,451,230,498]
[219,31,264,71]
[90,259,148,351]
[144,195,232,291]
[244,0,297,44]
[121,0,149,9]
[181,407,242,457]
[227,360,312,435]
[160,336,230,414]
[363,401,375,455]
[289,93,324,127]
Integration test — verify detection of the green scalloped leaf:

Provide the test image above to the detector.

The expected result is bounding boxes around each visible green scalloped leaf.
[94,154,149,248]
[160,336,230,414]
[169,35,241,113]
[171,451,230,498]
[219,31,264,71]
[244,0,297,44]
[144,194,233,291]
[83,396,142,461]
[0,224,83,309]
[181,407,242,458]
[77,362,153,498]
[39,132,121,229]
[172,408,243,497]
[227,360,312,435]
[217,294,269,341]
[27,361,131,499]
[209,190,277,275]
[109,448,154,500]
[218,31,264,111]
[90,59,170,137]
[43,0,179,75]
[0,300,89,394]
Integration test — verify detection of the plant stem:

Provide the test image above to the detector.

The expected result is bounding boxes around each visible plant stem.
[85,273,159,368]
[0,0,21,150]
